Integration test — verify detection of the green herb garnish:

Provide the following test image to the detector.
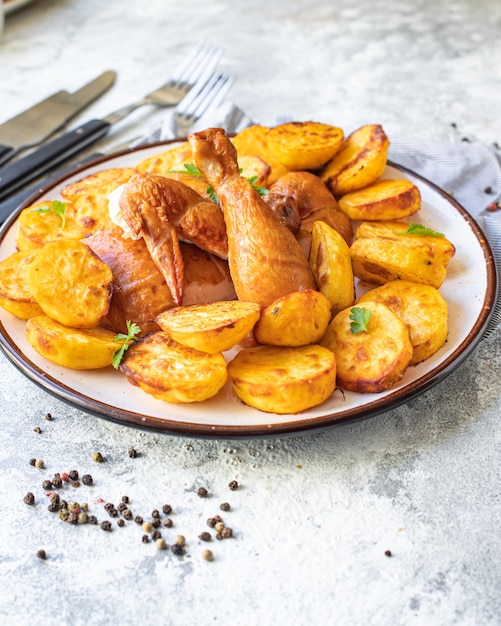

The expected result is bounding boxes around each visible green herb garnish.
[112,320,141,369]
[30,200,68,229]
[399,222,445,237]
[246,175,269,197]
[349,307,372,334]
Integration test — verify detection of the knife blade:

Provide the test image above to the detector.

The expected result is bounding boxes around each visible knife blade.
[0,70,116,166]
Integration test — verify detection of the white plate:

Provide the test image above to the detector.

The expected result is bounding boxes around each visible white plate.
[0,143,497,437]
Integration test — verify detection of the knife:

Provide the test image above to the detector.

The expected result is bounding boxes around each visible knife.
[0,70,117,166]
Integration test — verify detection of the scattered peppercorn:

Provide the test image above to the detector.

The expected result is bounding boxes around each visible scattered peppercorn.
[385,550,392,557]
[29,458,36,466]
[100,521,112,531]
[92,452,104,463]
[197,487,209,498]
[78,511,89,524]
[142,521,153,533]
[220,502,230,512]
[142,535,150,543]
[44,413,53,421]
[174,535,185,546]
[216,532,223,541]
[47,502,59,513]
[151,509,160,518]
[36,549,47,560]
[207,517,217,528]
[485,186,493,194]
[162,504,172,515]
[88,515,98,525]
[82,474,93,486]
[199,532,211,542]
[49,492,60,504]
[201,549,214,561]
[72,480,81,488]
[67,513,78,524]
[108,508,118,518]
[33,426,42,434]
[81,502,89,511]
[117,518,125,527]
[104,502,114,511]
[68,502,81,514]
[156,538,167,550]
[215,521,225,533]
[121,495,129,504]
[122,509,133,521]
[163,518,173,528]
[228,480,239,491]
[52,474,63,488]
[68,470,79,481]
[128,448,138,458]
[34,459,45,469]
[152,530,162,541]
[58,508,69,521]
[134,515,144,525]
[23,492,35,505]
[222,527,233,539]
[61,472,70,482]
[42,480,53,490]
[117,502,127,512]
[171,543,184,556]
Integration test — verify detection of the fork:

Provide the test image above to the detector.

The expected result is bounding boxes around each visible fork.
[0,43,224,201]
[174,72,235,138]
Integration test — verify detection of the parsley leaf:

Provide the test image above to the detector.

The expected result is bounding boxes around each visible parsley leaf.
[30,200,68,229]
[246,175,269,197]
[399,222,444,237]
[112,320,141,369]
[349,307,372,334]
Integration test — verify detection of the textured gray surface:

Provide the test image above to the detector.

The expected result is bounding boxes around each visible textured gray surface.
[1,1,501,625]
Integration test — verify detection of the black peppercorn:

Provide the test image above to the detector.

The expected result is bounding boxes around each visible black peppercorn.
[199,531,211,542]
[128,448,138,458]
[207,517,217,528]
[163,518,173,528]
[122,509,133,521]
[117,502,127,512]
[121,495,129,504]
[151,509,160,518]
[33,426,42,434]
[104,502,114,512]
[29,458,36,466]
[23,492,35,505]
[197,486,209,498]
[152,518,161,528]
[171,543,184,556]
[52,475,63,488]
[162,504,172,515]
[42,480,53,490]
[100,521,112,531]
[385,550,392,557]
[47,502,59,513]
[228,480,239,491]
[88,515,98,525]
[142,535,150,543]
[134,515,144,525]
[68,470,79,481]
[152,530,162,540]
[117,518,125,527]
[82,474,93,486]
[66,513,78,524]
[222,527,233,538]
[45,413,53,421]
[220,502,231,512]
[36,549,47,560]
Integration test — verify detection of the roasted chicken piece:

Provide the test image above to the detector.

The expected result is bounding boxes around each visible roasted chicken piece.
[85,226,235,335]
[118,173,228,305]
[268,171,353,245]
[188,128,316,308]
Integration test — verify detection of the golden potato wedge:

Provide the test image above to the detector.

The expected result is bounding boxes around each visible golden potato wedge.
[320,124,389,197]
[253,289,331,347]
[357,280,448,364]
[60,167,137,202]
[16,201,84,251]
[0,250,43,319]
[26,315,122,369]
[227,344,336,414]
[350,237,447,288]
[231,125,290,184]
[321,301,413,393]
[266,121,344,171]
[120,331,228,403]
[355,220,456,266]
[27,239,113,329]
[135,142,193,175]
[309,221,355,316]
[299,206,354,246]
[238,154,271,186]
[156,300,261,354]
[338,178,421,221]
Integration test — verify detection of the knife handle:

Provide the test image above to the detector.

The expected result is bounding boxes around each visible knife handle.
[0,145,16,167]
[0,119,111,201]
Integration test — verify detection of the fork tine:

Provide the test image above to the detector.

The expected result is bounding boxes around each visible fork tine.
[182,73,234,119]
[172,43,223,87]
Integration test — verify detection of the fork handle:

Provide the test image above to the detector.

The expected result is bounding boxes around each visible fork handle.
[0,119,111,201]
[0,145,16,167]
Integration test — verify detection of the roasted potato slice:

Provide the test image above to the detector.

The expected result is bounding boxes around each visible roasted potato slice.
[26,315,122,369]
[355,220,456,266]
[135,142,194,175]
[227,344,336,414]
[231,125,290,184]
[120,331,228,403]
[266,121,344,171]
[238,154,271,186]
[357,280,448,364]
[0,250,43,319]
[350,237,447,288]
[309,221,355,315]
[16,201,84,250]
[156,300,261,354]
[27,239,113,329]
[60,167,137,202]
[321,301,413,393]
[299,206,354,246]
[338,178,421,221]
[253,289,331,347]
[320,124,389,197]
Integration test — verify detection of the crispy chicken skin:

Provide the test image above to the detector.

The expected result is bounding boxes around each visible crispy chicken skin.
[119,173,227,305]
[188,128,316,308]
